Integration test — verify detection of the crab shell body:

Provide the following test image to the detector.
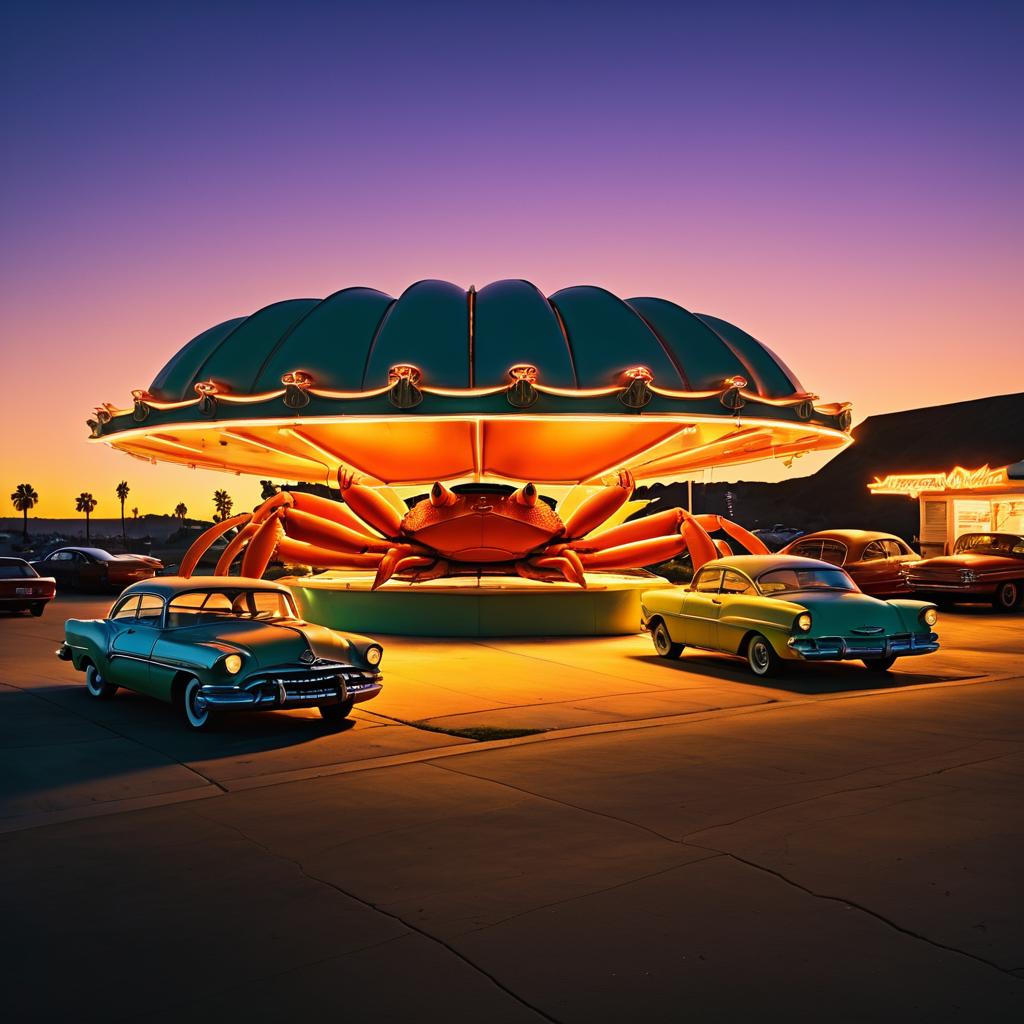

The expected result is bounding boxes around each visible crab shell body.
[178,469,769,588]
[400,486,563,563]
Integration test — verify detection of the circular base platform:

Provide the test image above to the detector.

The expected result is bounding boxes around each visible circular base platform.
[285,571,673,637]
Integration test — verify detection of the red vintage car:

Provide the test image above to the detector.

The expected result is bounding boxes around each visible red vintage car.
[779,530,918,597]
[30,547,163,592]
[0,557,56,616]
[904,533,1024,611]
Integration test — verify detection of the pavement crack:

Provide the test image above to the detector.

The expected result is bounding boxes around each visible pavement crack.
[679,750,1020,842]
[194,809,560,1023]
[685,842,1022,981]
[465,854,724,934]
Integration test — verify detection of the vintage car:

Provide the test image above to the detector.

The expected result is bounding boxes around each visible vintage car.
[56,577,383,730]
[641,554,939,676]
[32,546,163,592]
[904,532,1024,611]
[780,529,918,596]
[0,557,56,616]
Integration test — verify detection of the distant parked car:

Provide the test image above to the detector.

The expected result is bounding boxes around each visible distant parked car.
[641,554,939,675]
[0,557,56,616]
[751,524,805,551]
[31,547,163,592]
[780,530,918,597]
[57,577,384,730]
[905,533,1024,611]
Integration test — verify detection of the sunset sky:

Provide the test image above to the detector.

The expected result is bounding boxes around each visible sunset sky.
[2,1,1021,519]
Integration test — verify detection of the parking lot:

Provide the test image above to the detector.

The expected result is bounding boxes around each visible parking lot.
[2,593,1022,1020]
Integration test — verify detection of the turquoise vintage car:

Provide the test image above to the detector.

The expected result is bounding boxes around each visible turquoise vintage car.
[641,554,939,676]
[57,577,383,730]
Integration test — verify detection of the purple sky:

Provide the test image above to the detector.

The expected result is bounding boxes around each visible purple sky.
[2,1,1021,516]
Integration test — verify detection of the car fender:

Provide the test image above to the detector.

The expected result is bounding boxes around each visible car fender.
[718,596,806,655]
[63,618,110,672]
[885,598,938,633]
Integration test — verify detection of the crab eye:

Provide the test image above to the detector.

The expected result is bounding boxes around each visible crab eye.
[430,482,457,507]
[513,482,538,507]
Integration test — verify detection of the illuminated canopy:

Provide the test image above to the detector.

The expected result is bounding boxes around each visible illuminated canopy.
[90,279,852,486]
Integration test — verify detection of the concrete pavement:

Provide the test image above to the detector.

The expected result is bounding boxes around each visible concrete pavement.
[1,595,1021,1020]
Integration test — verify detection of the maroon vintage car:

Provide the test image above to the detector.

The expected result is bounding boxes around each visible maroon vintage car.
[30,547,163,592]
[780,530,917,597]
[904,533,1024,611]
[0,557,56,616]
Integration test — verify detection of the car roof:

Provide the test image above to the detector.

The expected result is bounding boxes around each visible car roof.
[0,556,31,567]
[120,576,290,598]
[699,554,844,576]
[790,529,900,543]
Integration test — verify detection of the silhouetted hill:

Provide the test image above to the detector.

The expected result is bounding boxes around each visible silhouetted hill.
[639,392,1024,543]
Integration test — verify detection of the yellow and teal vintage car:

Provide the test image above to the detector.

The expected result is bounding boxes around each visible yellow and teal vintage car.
[641,554,939,676]
[56,577,383,730]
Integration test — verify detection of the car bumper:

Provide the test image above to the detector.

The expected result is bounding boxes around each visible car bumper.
[787,632,939,661]
[195,666,383,711]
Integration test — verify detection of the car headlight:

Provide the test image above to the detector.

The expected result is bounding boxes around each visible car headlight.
[921,607,938,627]
[795,612,812,633]
[365,645,383,667]
[223,654,243,674]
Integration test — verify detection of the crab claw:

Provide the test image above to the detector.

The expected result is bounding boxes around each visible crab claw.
[430,481,458,508]
[512,482,538,507]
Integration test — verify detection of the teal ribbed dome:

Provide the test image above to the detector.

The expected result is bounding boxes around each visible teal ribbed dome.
[148,279,804,402]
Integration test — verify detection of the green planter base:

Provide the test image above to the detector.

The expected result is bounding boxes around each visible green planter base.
[285,571,672,637]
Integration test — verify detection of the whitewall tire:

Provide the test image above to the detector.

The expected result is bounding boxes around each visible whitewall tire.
[181,677,216,731]
[85,663,117,699]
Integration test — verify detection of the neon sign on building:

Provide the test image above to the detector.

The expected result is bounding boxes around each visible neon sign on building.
[868,464,1011,498]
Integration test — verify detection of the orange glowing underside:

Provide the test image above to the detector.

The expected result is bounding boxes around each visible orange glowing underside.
[96,414,851,486]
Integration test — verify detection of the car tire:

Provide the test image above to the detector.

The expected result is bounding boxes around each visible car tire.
[650,621,683,659]
[319,697,355,724]
[992,581,1022,611]
[746,634,783,677]
[30,602,45,617]
[85,663,118,699]
[863,655,897,672]
[180,677,217,731]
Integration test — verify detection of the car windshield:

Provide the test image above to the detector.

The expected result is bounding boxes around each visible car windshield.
[953,534,1024,556]
[0,561,35,579]
[165,589,297,627]
[757,567,858,595]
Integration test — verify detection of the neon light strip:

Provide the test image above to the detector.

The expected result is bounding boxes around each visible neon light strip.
[220,429,332,483]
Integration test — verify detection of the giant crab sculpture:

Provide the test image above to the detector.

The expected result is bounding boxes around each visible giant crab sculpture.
[179,470,768,587]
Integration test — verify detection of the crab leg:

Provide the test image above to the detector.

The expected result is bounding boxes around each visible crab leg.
[688,514,769,555]
[574,508,687,552]
[239,515,286,578]
[529,554,586,587]
[280,508,394,553]
[215,519,262,575]
[276,538,384,570]
[338,469,405,536]
[577,533,694,571]
[562,470,634,539]
[180,512,252,577]
[265,490,387,537]
[373,543,429,590]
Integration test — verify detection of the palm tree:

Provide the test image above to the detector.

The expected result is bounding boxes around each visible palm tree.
[174,502,188,520]
[10,483,39,542]
[131,507,139,521]
[213,490,233,522]
[116,481,130,548]
[76,492,97,541]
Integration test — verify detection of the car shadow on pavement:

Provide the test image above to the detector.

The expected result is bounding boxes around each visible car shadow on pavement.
[632,652,973,695]
[0,682,358,814]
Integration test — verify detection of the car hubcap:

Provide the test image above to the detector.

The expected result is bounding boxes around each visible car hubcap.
[87,667,103,694]
[751,641,769,672]
[186,682,207,726]
[654,627,669,654]
[1001,584,1017,607]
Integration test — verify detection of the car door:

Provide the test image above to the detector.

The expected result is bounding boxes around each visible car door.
[854,540,892,595]
[43,551,73,585]
[681,568,724,648]
[716,569,758,653]
[106,594,164,695]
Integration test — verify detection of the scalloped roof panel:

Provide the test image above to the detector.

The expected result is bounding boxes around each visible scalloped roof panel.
[147,279,805,402]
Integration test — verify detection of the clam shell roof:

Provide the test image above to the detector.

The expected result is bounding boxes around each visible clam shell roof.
[149,279,804,400]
